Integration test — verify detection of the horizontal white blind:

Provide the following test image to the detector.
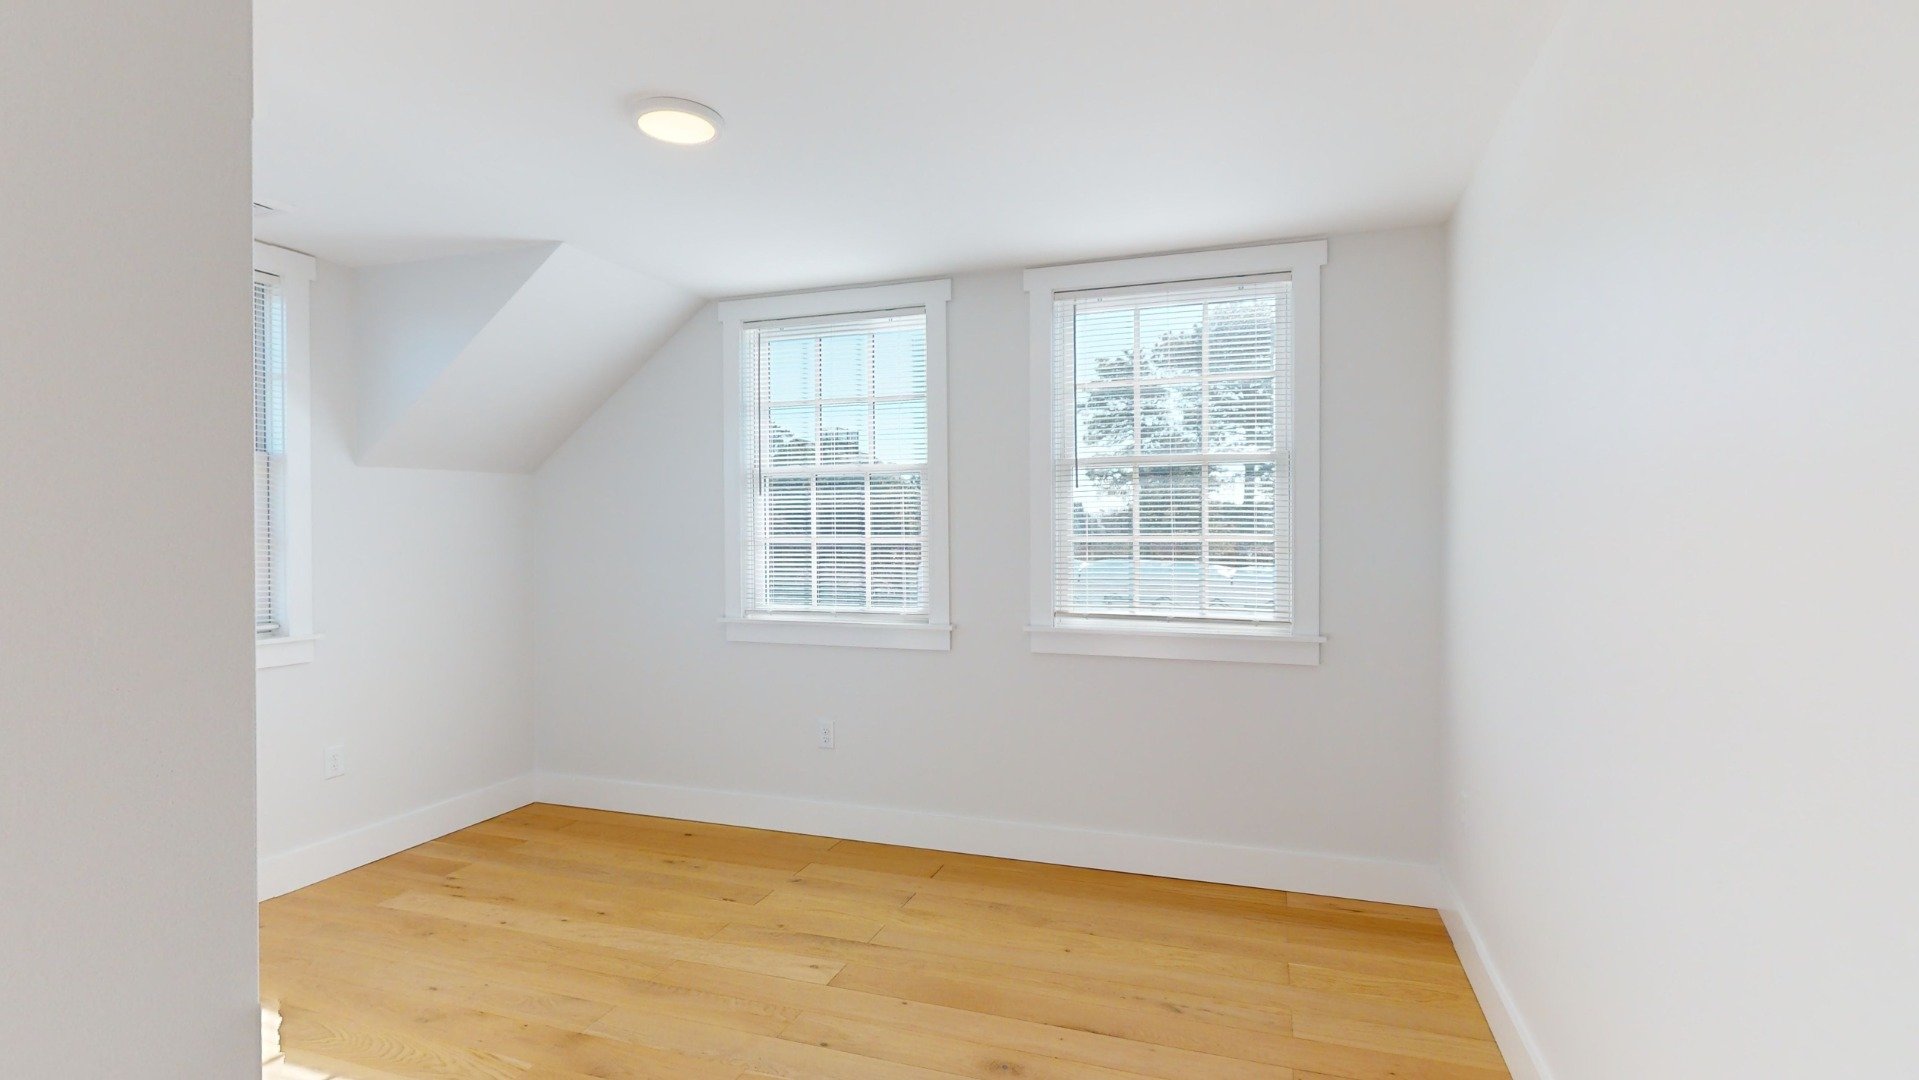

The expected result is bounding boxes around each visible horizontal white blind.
[254,273,286,636]
[741,309,929,617]
[1050,277,1293,624]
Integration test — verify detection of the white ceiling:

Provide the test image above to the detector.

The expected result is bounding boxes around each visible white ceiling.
[255,1,1562,298]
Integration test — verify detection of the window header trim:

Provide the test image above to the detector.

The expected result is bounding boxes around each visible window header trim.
[1023,239,1324,296]
[1054,271,1293,305]
[718,279,950,328]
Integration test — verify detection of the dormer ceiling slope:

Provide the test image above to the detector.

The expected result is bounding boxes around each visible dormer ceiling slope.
[356,243,697,472]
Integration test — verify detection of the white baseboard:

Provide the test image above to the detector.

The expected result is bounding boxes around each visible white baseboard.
[1441,895,1552,1080]
[257,774,536,900]
[535,772,1445,907]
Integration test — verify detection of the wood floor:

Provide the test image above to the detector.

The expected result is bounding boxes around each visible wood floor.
[260,804,1509,1080]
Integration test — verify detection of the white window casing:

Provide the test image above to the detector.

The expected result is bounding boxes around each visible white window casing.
[254,241,317,669]
[1024,241,1326,664]
[719,280,952,651]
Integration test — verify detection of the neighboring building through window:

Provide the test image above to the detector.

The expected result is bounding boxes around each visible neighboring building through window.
[720,280,952,651]
[1025,242,1325,664]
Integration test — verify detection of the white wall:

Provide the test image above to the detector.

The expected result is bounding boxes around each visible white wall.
[1445,2,1919,1076]
[534,227,1449,886]
[257,260,535,886]
[0,2,257,1075]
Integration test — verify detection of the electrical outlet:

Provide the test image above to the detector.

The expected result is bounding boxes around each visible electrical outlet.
[323,744,347,779]
[816,720,836,750]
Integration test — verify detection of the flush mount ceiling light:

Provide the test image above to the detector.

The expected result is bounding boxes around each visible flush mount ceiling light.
[634,97,723,146]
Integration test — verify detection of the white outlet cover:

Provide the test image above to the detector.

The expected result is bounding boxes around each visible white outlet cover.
[323,745,346,779]
[816,721,835,749]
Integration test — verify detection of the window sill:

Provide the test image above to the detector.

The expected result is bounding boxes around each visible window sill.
[257,634,320,669]
[1027,623,1322,665]
[722,617,952,652]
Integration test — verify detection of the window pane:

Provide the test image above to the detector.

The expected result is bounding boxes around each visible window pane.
[768,338,815,401]
[1206,541,1278,615]
[873,329,925,396]
[253,281,282,454]
[254,450,274,630]
[1134,542,1202,609]
[1055,283,1291,625]
[1137,465,1202,535]
[1206,378,1274,452]
[815,475,866,536]
[869,472,922,537]
[767,406,816,465]
[1069,541,1135,611]
[764,477,812,537]
[1137,302,1202,377]
[766,544,813,607]
[873,400,925,465]
[816,543,867,607]
[1074,307,1135,380]
[1075,385,1135,456]
[819,403,868,464]
[1207,462,1275,536]
[1071,468,1134,536]
[1206,298,1276,374]
[870,543,923,610]
[746,309,931,618]
[820,333,867,398]
[1138,383,1200,453]
[253,278,285,634]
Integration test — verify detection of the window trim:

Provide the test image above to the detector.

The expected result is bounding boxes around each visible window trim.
[1023,241,1326,665]
[254,241,317,670]
[718,279,952,651]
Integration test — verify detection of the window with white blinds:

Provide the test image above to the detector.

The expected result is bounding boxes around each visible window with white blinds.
[254,271,287,636]
[739,309,930,617]
[720,279,950,650]
[1049,276,1294,627]
[251,242,315,666]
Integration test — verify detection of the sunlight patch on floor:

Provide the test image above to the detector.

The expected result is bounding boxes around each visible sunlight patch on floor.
[263,1004,343,1080]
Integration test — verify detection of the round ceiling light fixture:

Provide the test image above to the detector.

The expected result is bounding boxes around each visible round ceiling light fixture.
[634,97,723,146]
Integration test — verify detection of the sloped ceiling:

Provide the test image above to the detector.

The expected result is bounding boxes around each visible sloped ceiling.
[357,243,697,472]
[255,0,1565,471]
[254,1,1565,296]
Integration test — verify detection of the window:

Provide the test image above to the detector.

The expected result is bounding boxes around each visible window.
[720,280,951,650]
[254,242,316,668]
[1024,242,1324,664]
[254,271,286,634]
